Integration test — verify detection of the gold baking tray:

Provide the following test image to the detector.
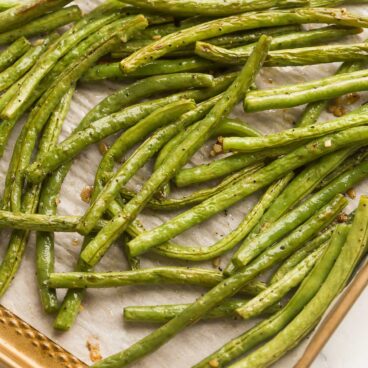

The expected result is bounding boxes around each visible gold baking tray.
[0,305,86,368]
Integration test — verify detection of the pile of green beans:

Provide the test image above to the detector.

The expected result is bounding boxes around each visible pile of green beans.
[1,2,368,368]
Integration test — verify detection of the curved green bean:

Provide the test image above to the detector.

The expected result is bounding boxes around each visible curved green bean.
[0,6,82,45]
[0,36,30,72]
[236,245,326,320]
[245,68,368,112]
[123,299,280,323]
[91,196,345,368]
[120,0,307,16]
[152,174,292,261]
[79,35,271,264]
[118,164,262,211]
[121,8,368,73]
[193,222,347,368]
[48,267,266,296]
[126,129,368,258]
[230,202,368,368]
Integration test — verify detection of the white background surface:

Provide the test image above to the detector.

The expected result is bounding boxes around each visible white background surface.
[0,1,367,367]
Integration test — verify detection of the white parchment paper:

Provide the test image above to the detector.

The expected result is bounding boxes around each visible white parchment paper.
[0,2,367,367]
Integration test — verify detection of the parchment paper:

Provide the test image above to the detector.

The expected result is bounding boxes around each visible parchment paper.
[0,1,367,367]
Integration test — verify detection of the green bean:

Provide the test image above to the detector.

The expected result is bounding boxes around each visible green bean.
[0,6,82,45]
[154,116,261,197]
[80,35,271,265]
[0,0,72,33]
[123,299,281,323]
[83,58,216,81]
[174,145,297,187]
[316,146,368,190]
[151,174,292,261]
[230,162,368,271]
[0,37,30,72]
[236,245,326,320]
[193,222,347,368]
[120,0,308,16]
[0,38,50,93]
[230,202,368,368]
[48,267,266,296]
[244,68,368,112]
[203,42,368,67]
[36,86,74,314]
[222,106,368,153]
[113,24,303,58]
[206,25,302,48]
[0,210,109,232]
[118,165,263,211]
[8,17,146,212]
[196,25,363,62]
[91,196,345,368]
[80,72,214,127]
[121,8,368,73]
[126,129,368,258]
[78,99,196,235]
[270,227,335,284]
[1,9,137,120]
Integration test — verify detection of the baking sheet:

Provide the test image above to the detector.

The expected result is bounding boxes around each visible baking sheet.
[0,1,367,366]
